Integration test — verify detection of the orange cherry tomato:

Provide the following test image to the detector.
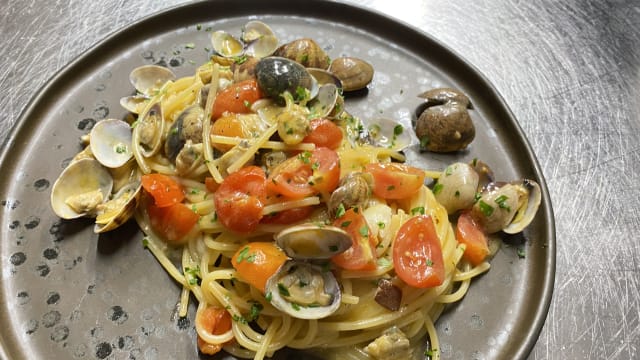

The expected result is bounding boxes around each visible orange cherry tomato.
[393,215,445,288]
[267,153,315,199]
[455,211,489,266]
[210,113,250,152]
[196,306,233,355]
[231,242,288,293]
[147,201,199,244]
[302,118,343,150]
[261,206,315,225]
[364,163,425,199]
[212,79,263,119]
[141,173,185,207]
[214,166,267,233]
[309,147,341,195]
[332,209,377,271]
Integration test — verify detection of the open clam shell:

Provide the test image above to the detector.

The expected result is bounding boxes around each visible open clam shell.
[135,102,165,157]
[265,260,342,320]
[129,64,175,95]
[274,223,352,260]
[90,119,133,168]
[94,180,142,233]
[50,158,114,219]
[503,179,541,234]
[211,30,244,58]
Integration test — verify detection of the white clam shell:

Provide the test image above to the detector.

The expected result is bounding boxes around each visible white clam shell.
[90,119,133,168]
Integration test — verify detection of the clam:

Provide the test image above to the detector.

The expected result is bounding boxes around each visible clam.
[327,172,373,217]
[274,38,330,69]
[241,20,275,43]
[129,64,176,95]
[135,102,165,157]
[255,56,319,100]
[94,179,142,233]
[211,30,244,58]
[265,260,342,320]
[90,119,133,168]
[308,83,340,119]
[364,117,413,151]
[164,105,205,162]
[415,87,475,153]
[329,57,374,92]
[244,34,279,59]
[50,158,113,219]
[231,56,260,83]
[471,179,541,234]
[307,68,343,88]
[432,162,480,215]
[119,94,148,114]
[274,223,352,260]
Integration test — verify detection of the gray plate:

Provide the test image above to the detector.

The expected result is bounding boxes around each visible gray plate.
[0,1,555,359]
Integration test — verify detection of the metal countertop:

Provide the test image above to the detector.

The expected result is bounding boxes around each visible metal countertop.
[1,0,638,359]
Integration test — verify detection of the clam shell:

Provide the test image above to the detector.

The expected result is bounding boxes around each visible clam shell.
[503,179,541,234]
[265,260,341,320]
[50,158,113,219]
[90,119,133,168]
[255,56,318,100]
[242,20,275,43]
[129,65,175,95]
[274,38,330,69]
[211,30,244,58]
[94,180,142,233]
[274,223,352,260]
[245,34,278,59]
[329,57,374,91]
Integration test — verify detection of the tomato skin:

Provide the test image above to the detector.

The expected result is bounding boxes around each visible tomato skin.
[332,209,377,271]
[302,118,343,150]
[393,215,445,288]
[141,173,185,207]
[204,177,220,193]
[214,166,267,233]
[364,163,425,199]
[147,201,199,244]
[456,211,489,266]
[309,147,340,194]
[196,306,233,355]
[261,206,315,225]
[210,113,250,152]
[212,79,263,119]
[267,155,314,199]
[231,242,288,293]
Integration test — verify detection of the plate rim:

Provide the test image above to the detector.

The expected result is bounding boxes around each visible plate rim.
[0,1,556,359]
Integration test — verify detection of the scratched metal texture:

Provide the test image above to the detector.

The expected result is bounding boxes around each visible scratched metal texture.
[0,0,638,359]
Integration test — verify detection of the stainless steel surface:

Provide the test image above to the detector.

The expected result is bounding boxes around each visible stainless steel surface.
[0,0,637,359]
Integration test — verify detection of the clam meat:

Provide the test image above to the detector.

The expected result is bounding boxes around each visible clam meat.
[432,162,480,215]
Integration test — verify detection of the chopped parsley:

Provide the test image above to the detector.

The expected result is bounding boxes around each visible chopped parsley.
[432,183,443,195]
[411,206,425,215]
[236,246,256,263]
[478,200,494,217]
[393,124,403,136]
[335,203,346,219]
[517,248,526,259]
[359,226,369,237]
[277,283,290,297]
[114,144,128,154]
[340,220,352,228]
[495,195,511,211]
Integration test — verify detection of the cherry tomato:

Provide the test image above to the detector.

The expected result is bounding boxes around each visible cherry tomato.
[393,215,445,288]
[196,306,232,355]
[210,113,250,152]
[332,209,377,271]
[267,153,314,199]
[214,166,267,233]
[204,177,220,193]
[231,242,288,293]
[302,118,343,150]
[141,173,185,207]
[261,206,315,225]
[309,147,340,195]
[455,211,489,266]
[364,163,426,199]
[212,79,263,119]
[147,201,199,244]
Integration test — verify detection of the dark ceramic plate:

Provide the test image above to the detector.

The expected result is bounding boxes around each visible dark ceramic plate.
[0,1,555,359]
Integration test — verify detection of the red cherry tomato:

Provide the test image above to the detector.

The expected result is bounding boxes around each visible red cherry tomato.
[456,211,489,266]
[212,79,263,119]
[141,173,185,207]
[332,209,377,271]
[214,166,267,233]
[147,201,199,244]
[364,163,425,199]
[302,118,343,150]
[393,215,445,288]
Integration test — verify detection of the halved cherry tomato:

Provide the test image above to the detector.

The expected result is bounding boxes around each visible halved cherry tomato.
[211,79,263,119]
[147,201,199,244]
[393,215,445,288]
[261,206,315,225]
[302,118,343,150]
[455,211,489,266]
[210,113,249,152]
[267,153,315,199]
[196,306,233,355]
[214,166,267,233]
[231,242,288,293]
[364,163,425,199]
[267,148,340,199]
[141,173,184,207]
[332,209,377,271]
[309,147,340,194]
[204,177,220,193]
